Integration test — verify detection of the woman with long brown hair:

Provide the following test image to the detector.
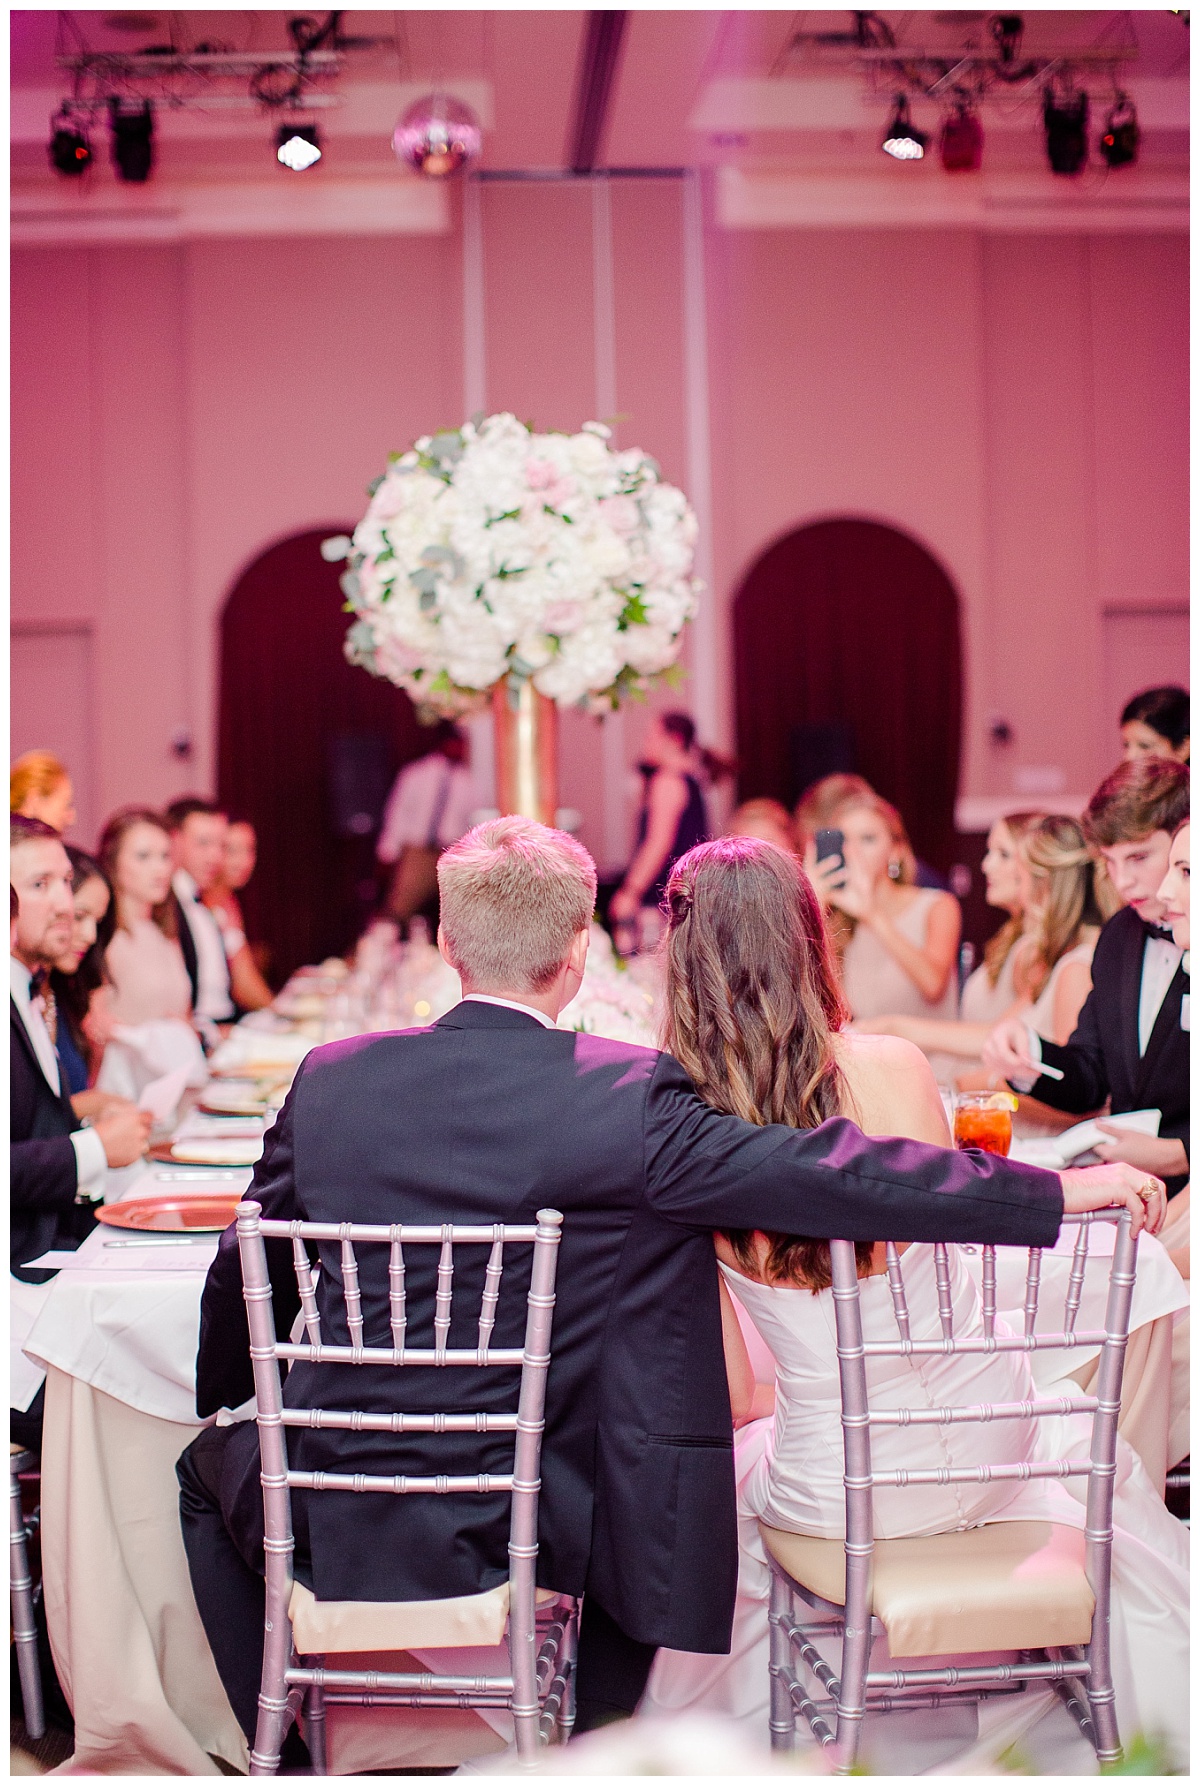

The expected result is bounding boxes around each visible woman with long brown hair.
[99,807,193,1025]
[641,835,1187,1765]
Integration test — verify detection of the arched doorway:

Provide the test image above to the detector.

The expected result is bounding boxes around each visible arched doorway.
[217,528,428,983]
[733,518,963,872]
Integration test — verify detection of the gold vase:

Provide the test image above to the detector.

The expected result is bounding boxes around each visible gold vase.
[492,675,559,825]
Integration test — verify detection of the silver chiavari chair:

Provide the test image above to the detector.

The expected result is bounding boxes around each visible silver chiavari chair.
[764,1209,1138,1775]
[10,1444,45,1739]
[236,1199,578,1776]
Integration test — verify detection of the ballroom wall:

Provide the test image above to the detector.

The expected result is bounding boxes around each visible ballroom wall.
[11,186,1187,866]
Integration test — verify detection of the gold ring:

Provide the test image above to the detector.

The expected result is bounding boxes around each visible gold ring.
[1138,1181,1157,1202]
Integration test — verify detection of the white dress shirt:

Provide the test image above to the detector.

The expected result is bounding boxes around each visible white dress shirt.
[376,753,476,864]
[10,957,107,1198]
[463,993,557,1030]
[173,868,235,1022]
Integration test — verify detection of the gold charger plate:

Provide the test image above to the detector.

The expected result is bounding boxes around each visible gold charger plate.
[97,1194,243,1233]
[149,1138,264,1167]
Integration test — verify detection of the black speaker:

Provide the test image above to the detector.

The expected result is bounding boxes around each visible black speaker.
[326,732,394,840]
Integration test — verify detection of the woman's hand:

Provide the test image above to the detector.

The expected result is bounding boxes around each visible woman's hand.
[1093,1125,1189,1179]
[609,885,639,925]
[802,843,847,912]
[982,1016,1042,1083]
[826,861,876,923]
[82,984,118,1053]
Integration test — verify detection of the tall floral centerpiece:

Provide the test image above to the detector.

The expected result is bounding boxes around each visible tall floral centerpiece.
[326,413,701,822]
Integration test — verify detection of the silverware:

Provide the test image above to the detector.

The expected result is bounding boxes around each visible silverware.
[103,1235,219,1249]
[152,1170,246,1183]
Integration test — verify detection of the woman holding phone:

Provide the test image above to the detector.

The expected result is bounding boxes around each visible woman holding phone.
[806,790,960,1022]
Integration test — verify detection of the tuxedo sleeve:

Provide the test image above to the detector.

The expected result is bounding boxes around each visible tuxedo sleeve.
[1012,978,1110,1115]
[643,1054,1062,1247]
[195,1071,305,1418]
[10,1137,79,1214]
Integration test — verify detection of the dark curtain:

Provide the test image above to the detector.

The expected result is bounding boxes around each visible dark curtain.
[733,518,963,873]
[217,528,428,984]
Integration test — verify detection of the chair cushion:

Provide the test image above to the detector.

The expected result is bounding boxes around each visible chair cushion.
[289,1578,560,1654]
[760,1519,1094,1658]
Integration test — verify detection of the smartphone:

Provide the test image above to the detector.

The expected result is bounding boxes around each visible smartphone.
[813,827,845,876]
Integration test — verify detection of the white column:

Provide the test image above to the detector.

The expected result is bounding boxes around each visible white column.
[682,169,720,750]
[462,177,494,808]
[462,175,486,420]
[593,174,627,872]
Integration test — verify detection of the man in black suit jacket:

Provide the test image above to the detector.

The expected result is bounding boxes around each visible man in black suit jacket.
[987,758,1189,1197]
[180,818,1165,1746]
[10,818,150,1446]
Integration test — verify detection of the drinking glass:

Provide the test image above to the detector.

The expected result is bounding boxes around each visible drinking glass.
[953,1091,1015,1157]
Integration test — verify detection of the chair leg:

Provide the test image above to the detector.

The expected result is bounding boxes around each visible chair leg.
[767,1565,796,1751]
[304,1676,328,1775]
[249,1631,295,1775]
[10,1453,45,1741]
[555,1605,578,1744]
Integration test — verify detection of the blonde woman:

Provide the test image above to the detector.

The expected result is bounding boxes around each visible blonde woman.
[11,750,76,835]
[725,798,798,855]
[807,791,961,1020]
[861,815,1109,1075]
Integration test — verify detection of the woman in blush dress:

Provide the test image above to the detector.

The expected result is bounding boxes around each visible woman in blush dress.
[99,807,193,1025]
[806,791,961,1023]
[640,837,1188,1770]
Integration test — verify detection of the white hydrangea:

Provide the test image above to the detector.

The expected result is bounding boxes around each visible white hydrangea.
[333,413,701,718]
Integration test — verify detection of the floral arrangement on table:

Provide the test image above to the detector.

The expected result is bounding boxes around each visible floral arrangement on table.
[324,412,701,718]
[558,926,661,1049]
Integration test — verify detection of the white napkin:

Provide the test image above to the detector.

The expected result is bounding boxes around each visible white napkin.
[137,1064,193,1125]
[1011,1108,1161,1170]
[24,1242,218,1275]
[96,1019,208,1101]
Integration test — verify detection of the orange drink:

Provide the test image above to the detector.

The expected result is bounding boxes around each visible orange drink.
[953,1091,1015,1157]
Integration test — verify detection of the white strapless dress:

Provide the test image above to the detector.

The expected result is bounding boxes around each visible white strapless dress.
[641,1245,1189,1772]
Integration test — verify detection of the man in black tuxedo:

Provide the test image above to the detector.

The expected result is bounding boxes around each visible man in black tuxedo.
[987,757,1189,1198]
[10,816,150,1442]
[180,817,1165,1747]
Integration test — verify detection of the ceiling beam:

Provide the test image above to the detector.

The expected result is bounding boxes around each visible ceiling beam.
[567,12,627,174]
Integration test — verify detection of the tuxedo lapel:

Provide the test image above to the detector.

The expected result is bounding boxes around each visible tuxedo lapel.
[1133,963,1187,1107]
[10,996,76,1123]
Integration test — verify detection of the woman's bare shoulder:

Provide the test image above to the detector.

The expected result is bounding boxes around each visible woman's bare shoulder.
[833,1031,950,1144]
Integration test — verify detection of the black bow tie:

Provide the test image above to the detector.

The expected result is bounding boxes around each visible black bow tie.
[1140,918,1176,944]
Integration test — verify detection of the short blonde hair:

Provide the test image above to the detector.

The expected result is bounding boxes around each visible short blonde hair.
[11,751,69,813]
[438,817,597,992]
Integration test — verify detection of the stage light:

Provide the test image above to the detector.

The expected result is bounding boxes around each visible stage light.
[49,108,93,176]
[1099,93,1139,168]
[392,94,481,178]
[881,95,927,161]
[109,98,155,182]
[276,123,322,170]
[939,105,983,172]
[1042,88,1088,175]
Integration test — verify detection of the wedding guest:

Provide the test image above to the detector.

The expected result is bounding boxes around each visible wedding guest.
[795,773,946,889]
[985,757,1190,1196]
[725,798,798,855]
[166,797,236,1027]
[100,807,193,1026]
[642,836,1188,1767]
[859,814,1108,1072]
[203,818,273,1011]
[10,750,76,836]
[1120,685,1189,765]
[179,817,1152,1757]
[610,711,723,951]
[47,848,118,1106]
[376,724,475,932]
[11,816,150,1281]
[1157,820,1190,1278]
[807,790,960,1022]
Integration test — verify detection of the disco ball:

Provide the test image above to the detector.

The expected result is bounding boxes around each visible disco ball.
[392,94,481,178]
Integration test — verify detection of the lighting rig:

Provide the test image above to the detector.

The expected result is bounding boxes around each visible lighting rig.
[776,11,1151,178]
[48,11,483,182]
